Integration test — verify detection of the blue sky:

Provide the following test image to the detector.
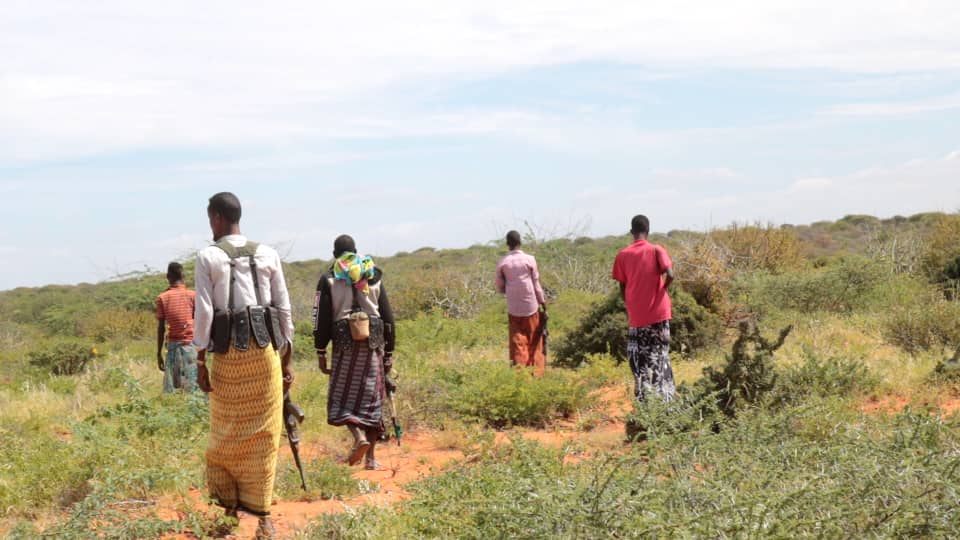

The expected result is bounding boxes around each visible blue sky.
[2,1,959,290]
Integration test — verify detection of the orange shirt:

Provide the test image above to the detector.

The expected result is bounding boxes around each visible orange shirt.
[156,284,196,343]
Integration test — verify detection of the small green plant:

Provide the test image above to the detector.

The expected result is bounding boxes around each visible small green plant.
[445,361,592,428]
[27,339,98,375]
[274,457,361,501]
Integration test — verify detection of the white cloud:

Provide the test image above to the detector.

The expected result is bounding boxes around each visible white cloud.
[790,178,833,192]
[825,92,960,117]
[3,0,960,162]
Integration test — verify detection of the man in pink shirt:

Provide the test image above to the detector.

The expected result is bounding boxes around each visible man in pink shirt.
[496,230,547,376]
[612,215,676,401]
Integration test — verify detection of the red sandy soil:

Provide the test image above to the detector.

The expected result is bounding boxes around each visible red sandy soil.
[860,394,960,417]
[160,430,467,539]
[160,386,631,539]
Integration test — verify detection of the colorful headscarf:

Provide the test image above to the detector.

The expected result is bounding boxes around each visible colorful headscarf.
[333,252,377,294]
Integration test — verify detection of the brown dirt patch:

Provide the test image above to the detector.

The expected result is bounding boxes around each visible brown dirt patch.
[860,393,960,418]
[153,384,633,539]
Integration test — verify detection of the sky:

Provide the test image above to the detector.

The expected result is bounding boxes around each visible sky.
[2,1,959,290]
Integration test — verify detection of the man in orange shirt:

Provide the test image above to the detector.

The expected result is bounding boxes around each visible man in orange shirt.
[156,262,198,393]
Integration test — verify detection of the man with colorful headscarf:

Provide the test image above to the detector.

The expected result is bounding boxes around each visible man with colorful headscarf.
[193,192,294,539]
[314,234,396,470]
[495,230,548,376]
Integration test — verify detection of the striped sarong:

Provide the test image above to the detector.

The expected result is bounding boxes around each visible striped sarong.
[327,341,385,434]
[206,341,283,515]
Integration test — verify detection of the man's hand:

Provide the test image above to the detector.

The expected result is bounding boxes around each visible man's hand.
[281,342,294,391]
[196,349,213,393]
[157,352,165,372]
[317,350,330,375]
[540,303,548,313]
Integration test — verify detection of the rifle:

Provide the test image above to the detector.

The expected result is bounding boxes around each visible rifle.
[385,377,403,446]
[283,391,307,491]
[540,309,549,358]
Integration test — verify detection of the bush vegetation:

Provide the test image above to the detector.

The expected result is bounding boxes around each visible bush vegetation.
[554,287,722,367]
[2,212,960,537]
[304,403,960,539]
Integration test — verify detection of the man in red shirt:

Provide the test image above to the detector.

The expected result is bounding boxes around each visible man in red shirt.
[611,215,676,402]
[156,262,198,393]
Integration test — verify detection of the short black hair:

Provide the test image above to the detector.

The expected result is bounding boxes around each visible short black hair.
[630,215,650,235]
[506,230,522,249]
[207,192,242,224]
[333,234,356,258]
[167,262,184,282]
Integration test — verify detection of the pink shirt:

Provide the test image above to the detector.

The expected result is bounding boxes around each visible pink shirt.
[496,250,546,317]
[612,239,673,328]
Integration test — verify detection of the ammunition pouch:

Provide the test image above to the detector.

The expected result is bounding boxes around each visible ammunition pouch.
[211,309,232,354]
[248,306,272,349]
[208,239,287,354]
[265,306,285,350]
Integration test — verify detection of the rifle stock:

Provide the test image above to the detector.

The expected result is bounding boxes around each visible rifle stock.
[283,391,307,491]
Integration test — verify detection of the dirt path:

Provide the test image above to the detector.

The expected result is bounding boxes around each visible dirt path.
[160,386,631,539]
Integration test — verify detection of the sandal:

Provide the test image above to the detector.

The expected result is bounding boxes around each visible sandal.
[255,517,275,540]
[348,440,371,466]
[364,459,382,471]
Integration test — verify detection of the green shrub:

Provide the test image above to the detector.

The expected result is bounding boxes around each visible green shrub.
[738,256,886,315]
[932,345,960,382]
[922,213,960,293]
[554,287,722,367]
[27,339,98,375]
[697,322,792,417]
[624,387,722,441]
[78,309,154,342]
[0,393,208,521]
[882,296,960,354]
[774,351,879,404]
[444,361,592,428]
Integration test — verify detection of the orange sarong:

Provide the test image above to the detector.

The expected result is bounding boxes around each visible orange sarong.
[508,312,545,376]
[206,341,283,515]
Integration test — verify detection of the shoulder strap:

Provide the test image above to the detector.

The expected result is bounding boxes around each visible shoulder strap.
[351,285,361,312]
[214,240,263,310]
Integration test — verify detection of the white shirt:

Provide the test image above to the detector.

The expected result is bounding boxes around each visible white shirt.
[192,234,294,350]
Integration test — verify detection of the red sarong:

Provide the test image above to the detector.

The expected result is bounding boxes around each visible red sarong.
[508,312,545,376]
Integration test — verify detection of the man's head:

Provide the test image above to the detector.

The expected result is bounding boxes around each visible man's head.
[333,234,357,258]
[630,215,650,239]
[506,230,522,250]
[166,262,184,285]
[207,192,242,240]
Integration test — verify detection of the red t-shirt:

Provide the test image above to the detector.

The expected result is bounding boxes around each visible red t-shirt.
[611,239,672,328]
[156,285,196,344]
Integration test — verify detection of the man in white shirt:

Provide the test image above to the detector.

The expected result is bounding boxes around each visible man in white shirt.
[193,192,293,539]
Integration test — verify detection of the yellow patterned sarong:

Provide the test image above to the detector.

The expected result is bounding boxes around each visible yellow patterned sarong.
[206,341,283,515]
